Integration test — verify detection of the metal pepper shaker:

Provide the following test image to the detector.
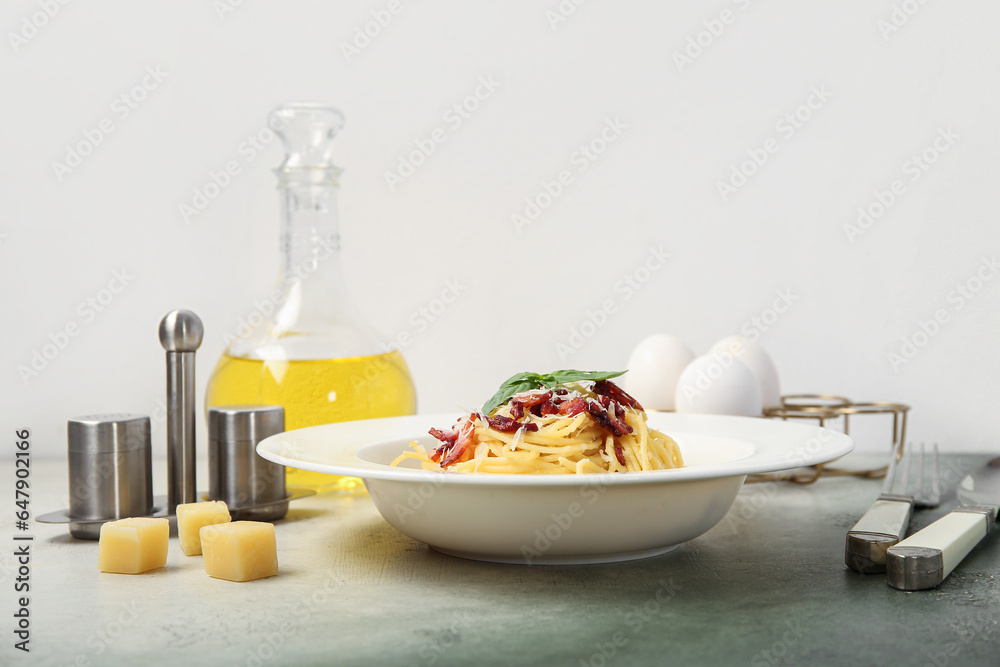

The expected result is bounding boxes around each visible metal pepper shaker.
[159,310,203,514]
[208,405,288,520]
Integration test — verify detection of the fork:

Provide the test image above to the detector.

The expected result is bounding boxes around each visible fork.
[845,443,940,573]
[897,442,941,509]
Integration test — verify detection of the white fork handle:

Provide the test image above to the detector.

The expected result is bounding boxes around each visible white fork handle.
[886,506,996,590]
[845,494,914,573]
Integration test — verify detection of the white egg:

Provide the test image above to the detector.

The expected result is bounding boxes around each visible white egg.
[625,334,696,411]
[708,335,781,409]
[675,354,763,417]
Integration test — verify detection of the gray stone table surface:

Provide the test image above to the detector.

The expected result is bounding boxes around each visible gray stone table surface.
[4,455,999,666]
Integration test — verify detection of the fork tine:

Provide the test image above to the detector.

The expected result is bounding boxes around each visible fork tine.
[898,444,912,496]
[910,442,942,509]
[884,441,902,492]
[929,443,941,505]
[917,443,926,500]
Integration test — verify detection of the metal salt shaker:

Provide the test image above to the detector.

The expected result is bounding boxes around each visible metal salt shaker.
[67,414,153,539]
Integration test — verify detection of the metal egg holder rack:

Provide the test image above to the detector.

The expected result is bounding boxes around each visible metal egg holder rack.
[749,395,910,485]
[36,310,314,539]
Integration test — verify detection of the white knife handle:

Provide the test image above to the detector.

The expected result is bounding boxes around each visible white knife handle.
[886,506,996,590]
[845,494,914,573]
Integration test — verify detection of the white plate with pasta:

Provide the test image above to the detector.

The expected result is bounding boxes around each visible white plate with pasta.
[258,410,853,564]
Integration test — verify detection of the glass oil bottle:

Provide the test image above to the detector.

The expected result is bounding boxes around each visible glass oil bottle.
[205,103,416,493]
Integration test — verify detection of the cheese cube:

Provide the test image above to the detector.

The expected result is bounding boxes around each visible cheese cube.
[201,521,278,582]
[176,501,231,556]
[98,517,169,574]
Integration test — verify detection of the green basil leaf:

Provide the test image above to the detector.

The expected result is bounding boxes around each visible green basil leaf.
[542,369,627,386]
[481,373,543,414]
[480,369,628,414]
[537,375,560,390]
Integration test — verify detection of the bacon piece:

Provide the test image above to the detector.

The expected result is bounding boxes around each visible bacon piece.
[428,427,458,462]
[531,400,559,417]
[593,380,643,411]
[585,399,632,437]
[614,443,627,467]
[611,408,633,435]
[506,390,553,420]
[557,397,587,416]
[429,428,458,446]
[511,389,552,407]
[486,414,538,433]
[428,416,478,466]
[440,417,477,467]
[585,400,625,436]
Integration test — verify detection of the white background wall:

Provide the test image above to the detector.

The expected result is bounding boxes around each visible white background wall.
[3,0,998,460]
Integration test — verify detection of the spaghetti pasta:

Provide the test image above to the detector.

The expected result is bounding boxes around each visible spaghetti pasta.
[392,376,683,474]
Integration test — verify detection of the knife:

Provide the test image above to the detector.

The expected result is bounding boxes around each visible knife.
[886,456,999,590]
[845,440,913,573]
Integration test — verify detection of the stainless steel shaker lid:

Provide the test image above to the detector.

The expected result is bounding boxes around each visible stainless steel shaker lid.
[208,405,285,442]
[67,414,151,453]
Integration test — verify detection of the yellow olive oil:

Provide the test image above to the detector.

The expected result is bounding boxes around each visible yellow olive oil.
[205,350,416,492]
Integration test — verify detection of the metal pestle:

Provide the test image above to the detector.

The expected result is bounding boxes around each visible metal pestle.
[159,310,204,514]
